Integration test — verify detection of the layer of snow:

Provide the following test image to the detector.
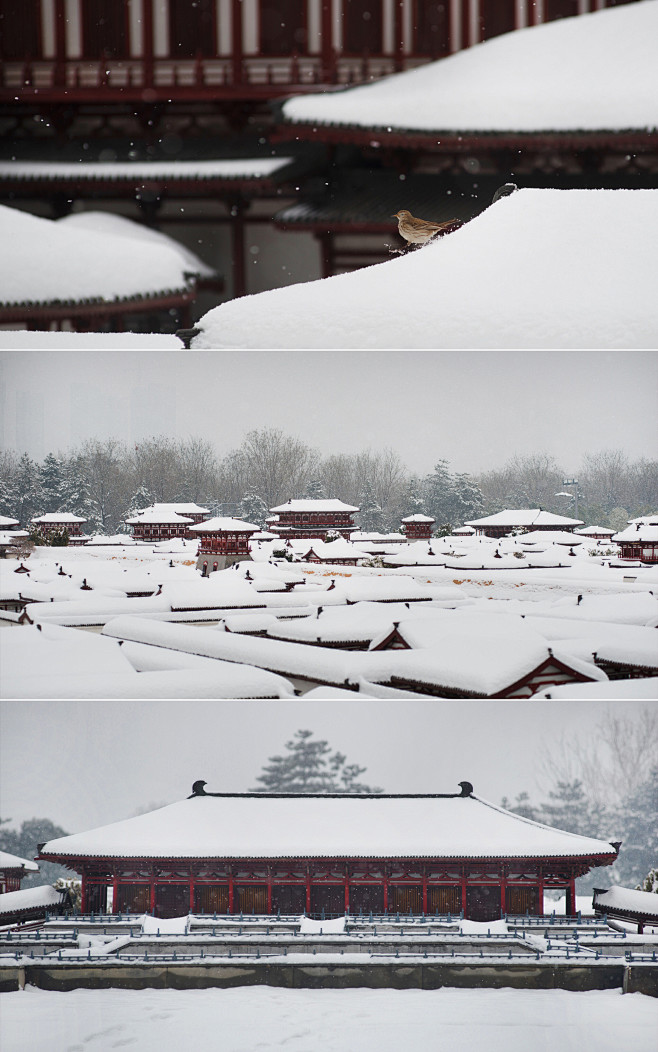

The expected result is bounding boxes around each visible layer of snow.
[39,792,618,861]
[125,509,194,524]
[0,158,293,180]
[466,510,584,529]
[189,516,260,533]
[593,886,658,919]
[282,2,658,132]
[0,331,181,347]
[193,190,658,348]
[2,988,656,1052]
[140,913,190,935]
[3,666,295,700]
[270,500,359,513]
[0,850,39,872]
[533,677,658,700]
[0,204,193,304]
[298,916,347,934]
[58,211,215,277]
[0,884,62,914]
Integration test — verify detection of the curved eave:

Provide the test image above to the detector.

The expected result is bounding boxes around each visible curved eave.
[0,175,292,198]
[273,122,658,153]
[0,285,196,323]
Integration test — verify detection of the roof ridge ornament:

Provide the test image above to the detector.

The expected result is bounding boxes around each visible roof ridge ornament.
[189,780,475,798]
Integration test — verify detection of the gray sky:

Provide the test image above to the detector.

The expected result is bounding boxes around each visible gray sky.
[0,698,649,834]
[1,350,656,475]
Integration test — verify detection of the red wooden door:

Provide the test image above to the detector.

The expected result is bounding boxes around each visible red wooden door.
[155,883,189,917]
[116,884,150,913]
[348,885,385,915]
[506,886,540,915]
[427,886,461,915]
[82,0,128,59]
[389,885,423,914]
[544,0,580,21]
[343,0,383,54]
[235,885,268,913]
[271,885,307,914]
[0,0,40,59]
[261,0,306,54]
[310,885,345,916]
[465,885,500,921]
[169,0,216,57]
[194,884,229,913]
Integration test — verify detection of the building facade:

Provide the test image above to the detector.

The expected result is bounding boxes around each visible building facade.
[269,499,360,541]
[38,782,619,920]
[190,515,260,572]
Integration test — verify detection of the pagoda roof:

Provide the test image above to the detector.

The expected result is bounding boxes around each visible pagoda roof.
[612,524,658,543]
[0,849,39,872]
[189,516,260,533]
[31,512,86,523]
[270,499,359,513]
[465,510,584,528]
[402,514,436,523]
[39,787,618,863]
[125,509,194,525]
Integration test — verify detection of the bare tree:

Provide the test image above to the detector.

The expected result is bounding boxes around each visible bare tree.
[219,428,321,508]
[537,707,658,814]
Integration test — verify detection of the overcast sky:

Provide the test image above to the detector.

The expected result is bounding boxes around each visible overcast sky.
[1,698,649,834]
[1,350,655,475]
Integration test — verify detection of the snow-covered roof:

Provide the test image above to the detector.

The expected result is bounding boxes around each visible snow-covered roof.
[533,676,658,700]
[0,515,19,527]
[192,189,658,349]
[57,211,215,278]
[465,510,584,528]
[39,790,618,862]
[150,503,211,515]
[282,2,658,133]
[0,204,195,307]
[573,526,617,536]
[189,516,260,533]
[125,509,194,525]
[592,886,658,919]
[0,849,39,872]
[401,514,435,523]
[30,512,87,524]
[0,158,294,182]
[517,530,584,546]
[0,884,65,914]
[612,524,658,543]
[270,499,360,513]
[303,539,371,561]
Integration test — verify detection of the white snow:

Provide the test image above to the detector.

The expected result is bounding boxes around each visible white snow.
[282,2,658,133]
[189,516,260,532]
[0,331,181,347]
[593,886,658,918]
[270,499,360,513]
[0,204,193,304]
[0,850,39,872]
[1,986,656,1052]
[533,677,658,700]
[140,913,190,935]
[39,792,618,861]
[466,510,584,529]
[192,189,658,348]
[0,884,62,914]
[298,916,347,934]
[0,158,294,181]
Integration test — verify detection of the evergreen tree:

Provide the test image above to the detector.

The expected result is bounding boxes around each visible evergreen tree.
[62,456,101,533]
[0,817,72,889]
[238,489,269,528]
[539,779,607,838]
[422,460,484,531]
[400,476,426,519]
[251,730,382,794]
[11,453,43,524]
[302,479,327,500]
[121,485,156,531]
[358,480,384,533]
[500,791,540,822]
[636,868,658,894]
[39,453,67,512]
[609,765,658,887]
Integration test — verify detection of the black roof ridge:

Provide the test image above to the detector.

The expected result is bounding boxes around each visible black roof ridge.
[187,788,474,800]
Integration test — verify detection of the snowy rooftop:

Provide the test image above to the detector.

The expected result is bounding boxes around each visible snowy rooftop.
[593,886,658,919]
[0,158,294,181]
[0,885,64,914]
[270,499,360,513]
[466,509,584,528]
[402,514,436,523]
[282,2,658,133]
[612,524,658,543]
[58,211,215,278]
[0,849,39,872]
[39,790,618,862]
[192,189,658,348]
[30,512,87,523]
[189,516,260,533]
[125,509,194,525]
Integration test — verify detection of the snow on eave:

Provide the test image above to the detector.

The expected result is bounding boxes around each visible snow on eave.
[0,158,295,181]
[0,849,39,872]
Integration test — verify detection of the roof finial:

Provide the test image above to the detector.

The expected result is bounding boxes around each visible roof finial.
[458,781,474,796]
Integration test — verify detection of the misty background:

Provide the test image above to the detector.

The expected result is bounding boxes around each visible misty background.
[2,351,656,475]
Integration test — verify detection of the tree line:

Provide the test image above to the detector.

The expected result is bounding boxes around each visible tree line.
[1,429,655,536]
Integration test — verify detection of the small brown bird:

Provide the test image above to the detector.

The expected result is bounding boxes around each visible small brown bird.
[393,209,460,247]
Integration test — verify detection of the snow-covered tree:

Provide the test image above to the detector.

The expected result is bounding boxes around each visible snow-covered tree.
[358,480,384,533]
[251,730,382,794]
[421,460,483,531]
[238,489,269,528]
[636,868,658,894]
[302,478,327,500]
[0,816,71,889]
[39,453,67,512]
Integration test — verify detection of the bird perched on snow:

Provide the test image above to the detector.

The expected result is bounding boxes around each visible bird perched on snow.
[392,209,460,247]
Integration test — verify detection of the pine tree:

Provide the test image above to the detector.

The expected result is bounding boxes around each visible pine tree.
[39,453,67,512]
[401,477,426,519]
[11,453,43,524]
[358,480,384,533]
[0,817,72,889]
[609,765,658,887]
[500,791,540,822]
[302,479,327,500]
[251,730,382,794]
[238,489,269,528]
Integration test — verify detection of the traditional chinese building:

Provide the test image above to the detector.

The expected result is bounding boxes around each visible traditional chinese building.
[30,512,89,544]
[401,514,436,541]
[0,849,39,894]
[612,522,658,564]
[189,515,260,572]
[464,509,584,538]
[125,507,195,541]
[38,781,618,920]
[269,499,360,541]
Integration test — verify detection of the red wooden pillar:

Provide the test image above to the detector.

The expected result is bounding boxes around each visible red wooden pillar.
[112,872,118,914]
[394,0,403,70]
[232,0,243,85]
[344,873,349,914]
[54,0,66,84]
[460,867,467,917]
[383,874,388,913]
[189,871,195,913]
[422,868,428,915]
[149,870,155,914]
[499,864,507,917]
[305,864,311,914]
[228,871,234,913]
[267,866,272,915]
[80,871,87,913]
[142,0,154,88]
[537,868,544,916]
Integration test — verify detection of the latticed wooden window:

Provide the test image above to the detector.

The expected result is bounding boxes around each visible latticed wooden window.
[427,885,461,914]
[235,885,268,913]
[389,885,423,914]
[506,886,540,915]
[343,0,383,54]
[115,883,150,913]
[194,884,229,913]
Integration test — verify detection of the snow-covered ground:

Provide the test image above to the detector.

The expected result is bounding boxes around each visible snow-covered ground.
[1,987,656,1052]
[191,189,658,348]
[0,331,181,347]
